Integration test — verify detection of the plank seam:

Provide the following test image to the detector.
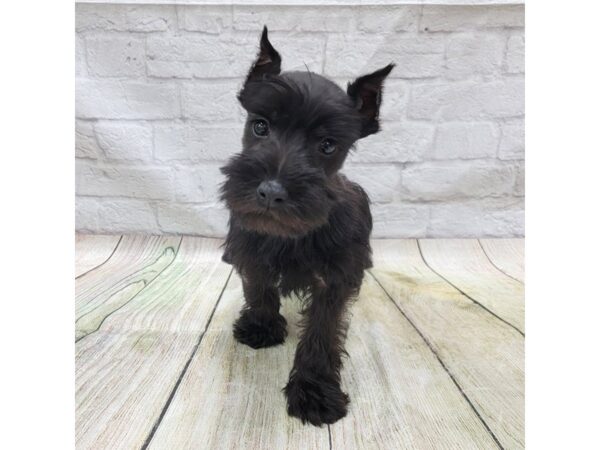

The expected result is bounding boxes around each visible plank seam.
[416,239,525,337]
[477,239,524,284]
[327,424,332,450]
[140,266,234,450]
[367,270,505,450]
[75,235,123,280]
[75,237,184,343]
[75,244,180,322]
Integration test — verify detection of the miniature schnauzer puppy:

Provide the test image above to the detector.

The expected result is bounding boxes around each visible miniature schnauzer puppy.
[220,26,393,426]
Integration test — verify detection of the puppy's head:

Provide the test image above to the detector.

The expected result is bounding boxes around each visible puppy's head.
[221,27,393,238]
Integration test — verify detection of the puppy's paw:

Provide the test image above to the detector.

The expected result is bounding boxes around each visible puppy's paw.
[233,310,287,349]
[284,373,349,426]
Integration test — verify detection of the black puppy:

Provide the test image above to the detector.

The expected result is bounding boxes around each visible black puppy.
[220,27,393,426]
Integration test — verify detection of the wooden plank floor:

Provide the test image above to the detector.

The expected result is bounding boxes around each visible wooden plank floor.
[75,235,525,450]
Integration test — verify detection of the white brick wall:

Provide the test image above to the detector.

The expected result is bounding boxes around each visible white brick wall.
[75,3,524,238]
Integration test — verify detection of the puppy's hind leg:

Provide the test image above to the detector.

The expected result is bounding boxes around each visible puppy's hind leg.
[233,266,287,349]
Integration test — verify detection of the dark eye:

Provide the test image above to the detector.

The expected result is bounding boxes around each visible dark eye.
[252,119,269,137]
[319,138,337,155]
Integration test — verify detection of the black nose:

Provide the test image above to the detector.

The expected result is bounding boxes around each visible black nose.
[257,180,288,207]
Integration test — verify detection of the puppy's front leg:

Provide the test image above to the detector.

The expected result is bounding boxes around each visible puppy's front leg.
[233,266,287,349]
[284,282,354,426]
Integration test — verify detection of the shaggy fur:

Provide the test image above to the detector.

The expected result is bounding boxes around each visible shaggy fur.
[220,26,393,426]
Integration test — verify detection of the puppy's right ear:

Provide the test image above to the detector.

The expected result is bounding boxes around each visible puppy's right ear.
[245,26,281,83]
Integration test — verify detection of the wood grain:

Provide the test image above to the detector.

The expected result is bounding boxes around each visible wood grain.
[149,271,499,449]
[418,239,524,333]
[75,237,231,450]
[75,237,525,450]
[329,273,499,449]
[100,237,230,334]
[479,238,525,283]
[75,234,121,277]
[75,235,181,340]
[371,239,524,449]
[76,330,198,450]
[147,273,330,450]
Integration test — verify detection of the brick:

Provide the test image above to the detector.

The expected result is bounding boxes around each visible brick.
[123,5,176,32]
[95,121,153,161]
[420,5,524,32]
[76,80,180,119]
[432,122,499,160]
[514,161,525,197]
[233,6,356,32]
[325,34,445,78]
[76,4,176,32]
[76,161,173,200]
[154,123,243,162]
[357,6,420,32]
[379,79,408,121]
[351,123,435,163]
[498,121,525,160]
[147,34,249,79]
[75,197,99,231]
[324,34,385,78]
[98,198,159,233]
[274,34,327,73]
[181,81,243,122]
[76,196,160,233]
[428,198,524,237]
[76,35,87,77]
[409,79,524,120]
[148,32,325,78]
[171,164,224,203]
[76,121,101,159]
[147,61,194,80]
[76,4,126,31]
[401,161,516,201]
[74,2,527,238]
[86,35,145,77]
[371,203,429,238]
[445,33,505,80]
[156,202,229,236]
[342,165,401,203]
[505,34,525,74]
[178,5,232,33]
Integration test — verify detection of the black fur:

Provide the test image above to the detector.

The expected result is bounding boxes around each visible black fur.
[220,26,393,426]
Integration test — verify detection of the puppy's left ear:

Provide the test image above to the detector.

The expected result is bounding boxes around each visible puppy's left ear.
[347,64,394,138]
[245,26,281,83]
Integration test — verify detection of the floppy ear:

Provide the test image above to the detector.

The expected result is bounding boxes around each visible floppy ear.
[347,64,395,138]
[245,26,281,83]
